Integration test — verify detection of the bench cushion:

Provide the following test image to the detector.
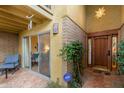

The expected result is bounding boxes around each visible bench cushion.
[0,54,19,69]
[5,54,19,64]
[0,63,18,69]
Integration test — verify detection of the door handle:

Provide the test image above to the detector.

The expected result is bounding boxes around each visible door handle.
[107,50,110,56]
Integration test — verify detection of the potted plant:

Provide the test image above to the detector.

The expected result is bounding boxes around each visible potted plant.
[59,40,84,88]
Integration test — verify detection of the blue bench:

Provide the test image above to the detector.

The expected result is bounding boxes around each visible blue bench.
[0,54,19,79]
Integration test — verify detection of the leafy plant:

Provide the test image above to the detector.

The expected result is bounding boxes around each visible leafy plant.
[46,81,66,88]
[59,40,84,88]
[116,40,124,74]
[69,79,81,88]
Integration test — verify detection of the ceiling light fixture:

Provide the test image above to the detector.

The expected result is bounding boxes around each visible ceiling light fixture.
[26,15,34,30]
[95,7,106,19]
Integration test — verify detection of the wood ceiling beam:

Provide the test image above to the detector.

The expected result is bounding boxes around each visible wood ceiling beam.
[0,30,18,33]
[0,14,28,26]
[0,16,27,27]
[8,6,44,23]
[0,8,29,24]
[0,23,24,31]
[0,19,27,29]
[0,5,47,20]
[0,16,36,31]
[0,27,20,31]
[0,6,43,32]
[0,28,19,33]
[11,6,46,22]
[0,8,33,26]
[0,6,41,24]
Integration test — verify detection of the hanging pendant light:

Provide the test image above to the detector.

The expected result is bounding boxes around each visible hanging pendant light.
[26,15,34,30]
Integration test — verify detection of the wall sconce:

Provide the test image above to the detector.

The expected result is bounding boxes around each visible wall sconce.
[95,7,106,19]
[53,23,59,34]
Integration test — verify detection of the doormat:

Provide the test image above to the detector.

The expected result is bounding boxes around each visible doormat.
[92,66,111,75]
[93,69,102,73]
[104,72,111,75]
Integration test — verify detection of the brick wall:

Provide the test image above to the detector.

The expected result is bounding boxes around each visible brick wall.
[62,16,87,73]
[0,31,18,63]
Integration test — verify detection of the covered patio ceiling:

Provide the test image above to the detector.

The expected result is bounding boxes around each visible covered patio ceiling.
[0,5,51,33]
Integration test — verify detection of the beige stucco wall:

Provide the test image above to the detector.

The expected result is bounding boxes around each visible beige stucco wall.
[121,6,124,24]
[86,5,121,33]
[19,6,66,86]
[19,20,64,84]
[67,5,86,30]
[53,5,67,18]
[19,5,86,86]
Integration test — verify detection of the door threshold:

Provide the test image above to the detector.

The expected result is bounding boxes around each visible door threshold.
[92,66,110,72]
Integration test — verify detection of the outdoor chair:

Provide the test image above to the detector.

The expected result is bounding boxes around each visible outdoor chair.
[0,54,20,79]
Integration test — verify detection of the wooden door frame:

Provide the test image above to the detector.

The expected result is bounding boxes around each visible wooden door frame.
[87,29,118,71]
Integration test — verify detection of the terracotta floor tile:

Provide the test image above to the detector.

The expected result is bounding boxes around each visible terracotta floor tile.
[83,68,124,88]
[0,69,49,88]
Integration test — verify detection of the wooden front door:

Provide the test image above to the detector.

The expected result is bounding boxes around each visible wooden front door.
[88,30,118,71]
[93,36,110,68]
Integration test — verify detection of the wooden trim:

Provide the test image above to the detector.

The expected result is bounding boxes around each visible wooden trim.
[85,35,88,68]
[88,64,92,67]
[108,35,112,71]
[28,5,53,20]
[37,5,53,15]
[88,28,119,37]
[0,14,28,26]
[87,23,124,38]
[87,34,118,71]
[119,23,124,30]
[92,37,94,66]
[87,24,124,70]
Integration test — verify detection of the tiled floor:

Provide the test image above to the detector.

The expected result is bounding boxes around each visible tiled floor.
[0,69,49,88]
[1,68,124,88]
[82,68,124,88]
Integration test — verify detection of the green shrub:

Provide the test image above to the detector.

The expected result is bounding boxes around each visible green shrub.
[46,81,66,88]
[59,41,84,88]
[69,79,81,88]
[116,40,124,74]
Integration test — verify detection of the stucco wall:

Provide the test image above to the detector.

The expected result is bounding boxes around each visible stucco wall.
[53,5,86,30]
[86,5,121,33]
[53,5,67,18]
[67,5,86,30]
[19,6,64,85]
[121,6,124,24]
[19,5,86,86]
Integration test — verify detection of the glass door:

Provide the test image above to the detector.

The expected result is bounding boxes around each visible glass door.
[38,33,50,77]
[31,35,39,73]
[22,37,30,68]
